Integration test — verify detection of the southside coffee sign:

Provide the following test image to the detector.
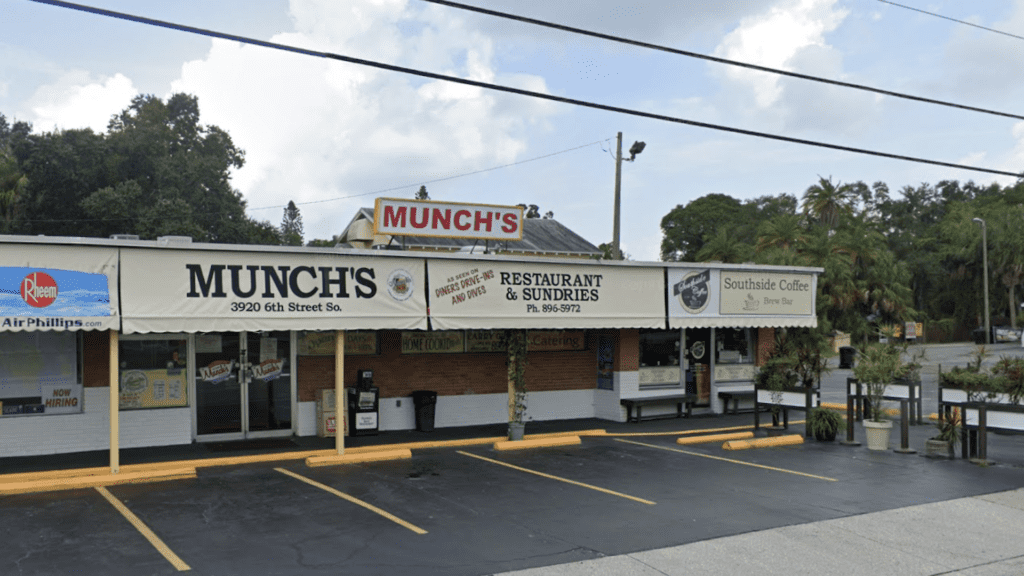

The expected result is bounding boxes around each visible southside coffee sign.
[119,249,427,333]
[667,268,817,329]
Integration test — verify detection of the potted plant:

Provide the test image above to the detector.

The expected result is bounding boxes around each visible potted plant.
[926,408,961,459]
[806,407,843,442]
[504,329,528,441]
[852,328,904,450]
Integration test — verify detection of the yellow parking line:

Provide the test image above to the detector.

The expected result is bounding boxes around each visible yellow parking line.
[274,468,427,535]
[457,450,655,505]
[95,487,190,572]
[615,439,837,482]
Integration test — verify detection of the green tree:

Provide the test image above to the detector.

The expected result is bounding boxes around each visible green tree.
[280,200,304,246]
[660,194,747,261]
[415,185,429,200]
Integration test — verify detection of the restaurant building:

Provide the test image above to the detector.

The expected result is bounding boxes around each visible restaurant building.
[0,230,820,459]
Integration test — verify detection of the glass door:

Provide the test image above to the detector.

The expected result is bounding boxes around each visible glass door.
[194,331,293,440]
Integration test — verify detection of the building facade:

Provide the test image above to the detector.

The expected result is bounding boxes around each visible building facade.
[0,235,820,457]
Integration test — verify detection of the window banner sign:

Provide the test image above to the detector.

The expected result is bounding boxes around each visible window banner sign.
[427,260,664,329]
[667,268,818,329]
[0,244,119,332]
[0,331,82,416]
[119,249,427,333]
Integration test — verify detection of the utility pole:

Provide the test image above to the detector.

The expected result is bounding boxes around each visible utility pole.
[613,132,623,261]
[612,133,645,261]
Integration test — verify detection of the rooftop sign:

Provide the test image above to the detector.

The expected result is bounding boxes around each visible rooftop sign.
[373,198,524,241]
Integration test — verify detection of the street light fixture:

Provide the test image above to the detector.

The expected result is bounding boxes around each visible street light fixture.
[613,132,645,260]
[973,217,990,345]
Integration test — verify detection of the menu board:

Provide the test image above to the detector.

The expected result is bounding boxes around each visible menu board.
[119,368,187,409]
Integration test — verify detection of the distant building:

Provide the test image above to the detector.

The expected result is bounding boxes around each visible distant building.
[337,207,602,259]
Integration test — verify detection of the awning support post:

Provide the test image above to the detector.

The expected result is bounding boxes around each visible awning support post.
[109,329,120,474]
[335,330,345,455]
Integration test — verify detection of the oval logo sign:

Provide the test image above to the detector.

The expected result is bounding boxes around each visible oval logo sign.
[20,272,58,308]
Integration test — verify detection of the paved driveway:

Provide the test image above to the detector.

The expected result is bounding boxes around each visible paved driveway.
[4,414,1024,575]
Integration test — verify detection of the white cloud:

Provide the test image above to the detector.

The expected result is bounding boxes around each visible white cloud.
[170,0,558,240]
[28,72,137,133]
[713,0,849,108]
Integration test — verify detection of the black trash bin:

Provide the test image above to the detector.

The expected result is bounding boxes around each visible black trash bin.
[412,390,437,432]
[839,346,857,369]
[973,328,987,345]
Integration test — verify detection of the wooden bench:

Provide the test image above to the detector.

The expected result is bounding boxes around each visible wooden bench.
[620,394,697,423]
[718,390,756,415]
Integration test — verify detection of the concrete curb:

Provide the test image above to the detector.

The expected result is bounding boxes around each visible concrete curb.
[0,467,196,495]
[723,435,804,450]
[676,432,754,445]
[494,435,582,451]
[306,449,412,467]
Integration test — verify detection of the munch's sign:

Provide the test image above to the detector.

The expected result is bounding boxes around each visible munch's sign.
[119,249,427,333]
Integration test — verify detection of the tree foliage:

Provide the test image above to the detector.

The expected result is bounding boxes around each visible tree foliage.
[2,95,280,244]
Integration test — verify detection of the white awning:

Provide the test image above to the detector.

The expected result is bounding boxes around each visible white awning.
[427,259,665,330]
[119,248,428,334]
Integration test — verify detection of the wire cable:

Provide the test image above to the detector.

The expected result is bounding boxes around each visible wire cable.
[249,139,611,210]
[878,0,1024,42]
[27,0,1023,178]
[419,0,1024,121]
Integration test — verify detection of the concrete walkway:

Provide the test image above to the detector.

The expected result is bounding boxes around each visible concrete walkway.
[498,488,1024,576]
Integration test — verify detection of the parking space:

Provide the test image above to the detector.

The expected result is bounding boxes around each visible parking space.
[3,424,1024,576]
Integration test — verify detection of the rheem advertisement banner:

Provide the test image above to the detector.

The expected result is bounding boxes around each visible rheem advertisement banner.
[428,259,664,329]
[0,243,119,332]
[119,248,427,333]
[667,267,817,329]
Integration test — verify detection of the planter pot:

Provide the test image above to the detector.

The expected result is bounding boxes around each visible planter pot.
[508,422,525,441]
[863,419,893,451]
[925,438,954,459]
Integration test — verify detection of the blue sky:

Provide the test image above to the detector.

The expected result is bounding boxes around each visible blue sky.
[3,0,1023,261]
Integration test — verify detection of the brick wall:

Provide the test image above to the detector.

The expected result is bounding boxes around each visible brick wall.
[83,330,110,387]
[298,329,598,402]
[757,327,775,366]
[615,329,639,371]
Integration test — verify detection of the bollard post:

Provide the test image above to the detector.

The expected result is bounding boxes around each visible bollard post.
[894,399,916,454]
[972,405,990,465]
[841,392,860,446]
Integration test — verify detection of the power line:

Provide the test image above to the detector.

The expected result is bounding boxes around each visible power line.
[420,0,1024,121]
[878,0,1024,41]
[28,0,1023,179]
[249,139,611,210]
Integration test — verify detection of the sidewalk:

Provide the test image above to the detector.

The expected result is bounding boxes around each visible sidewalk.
[496,488,1024,576]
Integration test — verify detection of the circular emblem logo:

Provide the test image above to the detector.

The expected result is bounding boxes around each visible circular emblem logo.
[675,270,710,314]
[690,341,706,361]
[387,269,414,301]
[20,272,58,308]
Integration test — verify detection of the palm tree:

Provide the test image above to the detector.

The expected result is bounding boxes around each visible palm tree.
[755,213,807,254]
[696,228,753,263]
[802,176,857,230]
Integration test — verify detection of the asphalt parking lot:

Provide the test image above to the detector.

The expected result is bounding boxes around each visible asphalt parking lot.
[4,409,1024,576]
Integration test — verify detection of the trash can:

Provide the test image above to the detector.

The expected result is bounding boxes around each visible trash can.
[973,328,987,345]
[839,346,857,369]
[412,390,437,432]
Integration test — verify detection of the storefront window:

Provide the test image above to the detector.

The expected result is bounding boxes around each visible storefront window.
[0,331,82,416]
[639,329,680,368]
[118,337,189,410]
[715,328,754,364]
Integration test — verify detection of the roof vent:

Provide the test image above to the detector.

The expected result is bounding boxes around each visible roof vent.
[156,235,193,247]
